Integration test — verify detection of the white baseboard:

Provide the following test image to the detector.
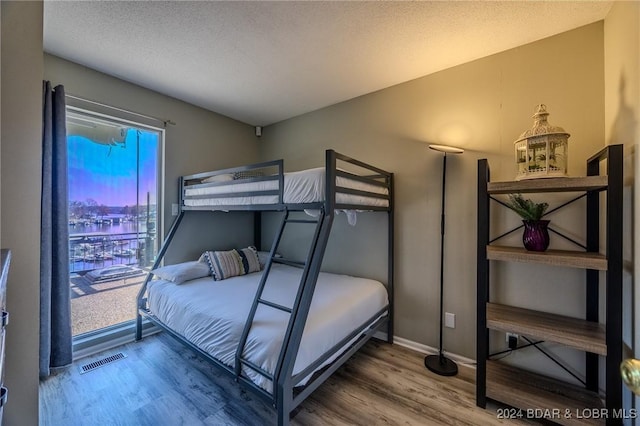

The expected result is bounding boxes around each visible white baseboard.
[385,334,477,368]
[372,330,476,366]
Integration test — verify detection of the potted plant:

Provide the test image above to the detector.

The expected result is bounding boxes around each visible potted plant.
[505,194,550,251]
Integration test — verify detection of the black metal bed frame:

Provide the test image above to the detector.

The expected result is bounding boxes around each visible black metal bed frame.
[135,149,394,425]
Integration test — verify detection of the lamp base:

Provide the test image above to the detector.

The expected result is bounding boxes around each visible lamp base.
[424,354,458,376]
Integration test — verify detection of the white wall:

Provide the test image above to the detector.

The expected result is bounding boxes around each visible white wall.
[1,2,44,424]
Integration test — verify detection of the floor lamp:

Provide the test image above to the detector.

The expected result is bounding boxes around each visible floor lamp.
[424,144,464,376]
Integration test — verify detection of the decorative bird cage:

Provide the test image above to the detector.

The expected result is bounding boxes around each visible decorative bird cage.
[514,104,570,180]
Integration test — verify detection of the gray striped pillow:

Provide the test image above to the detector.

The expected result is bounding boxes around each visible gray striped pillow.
[202,247,260,281]
[237,246,261,274]
[233,170,264,180]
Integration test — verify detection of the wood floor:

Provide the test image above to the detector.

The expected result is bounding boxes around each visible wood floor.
[40,333,525,425]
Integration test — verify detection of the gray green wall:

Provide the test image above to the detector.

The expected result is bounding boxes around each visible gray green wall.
[1,2,44,424]
[1,11,260,423]
[604,0,640,412]
[3,3,639,424]
[44,54,261,262]
[260,23,606,368]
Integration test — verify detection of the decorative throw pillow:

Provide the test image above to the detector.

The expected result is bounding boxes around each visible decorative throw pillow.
[237,246,261,274]
[202,250,239,280]
[233,170,264,180]
[202,247,261,280]
[151,261,210,284]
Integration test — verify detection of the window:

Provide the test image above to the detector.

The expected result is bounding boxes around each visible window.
[66,108,162,345]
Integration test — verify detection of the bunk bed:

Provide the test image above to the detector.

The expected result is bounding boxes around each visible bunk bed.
[135,150,394,425]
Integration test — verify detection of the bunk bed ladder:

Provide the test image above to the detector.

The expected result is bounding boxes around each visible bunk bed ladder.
[234,208,327,386]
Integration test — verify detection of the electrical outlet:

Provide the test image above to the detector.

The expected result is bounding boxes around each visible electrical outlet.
[171,203,179,216]
[506,332,519,350]
[444,312,455,328]
[506,332,519,342]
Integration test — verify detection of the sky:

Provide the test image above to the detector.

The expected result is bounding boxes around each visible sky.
[68,128,159,207]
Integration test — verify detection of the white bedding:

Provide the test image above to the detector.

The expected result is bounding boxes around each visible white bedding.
[183,167,389,208]
[146,263,388,393]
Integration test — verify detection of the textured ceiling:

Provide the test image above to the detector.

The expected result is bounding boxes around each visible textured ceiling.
[43,1,613,126]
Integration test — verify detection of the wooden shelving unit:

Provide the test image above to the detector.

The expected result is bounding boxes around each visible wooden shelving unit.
[486,361,605,426]
[486,246,608,270]
[487,175,608,194]
[487,303,606,355]
[476,145,623,425]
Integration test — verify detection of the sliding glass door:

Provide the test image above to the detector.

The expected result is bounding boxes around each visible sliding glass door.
[66,109,162,340]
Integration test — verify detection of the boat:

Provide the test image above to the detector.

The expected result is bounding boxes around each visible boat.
[95,252,114,260]
[115,248,136,257]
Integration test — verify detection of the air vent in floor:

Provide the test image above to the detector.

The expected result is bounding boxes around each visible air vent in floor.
[79,352,126,374]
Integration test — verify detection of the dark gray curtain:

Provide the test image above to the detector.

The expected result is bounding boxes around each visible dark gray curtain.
[40,81,72,378]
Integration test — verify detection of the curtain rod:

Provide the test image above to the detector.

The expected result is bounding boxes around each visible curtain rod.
[65,93,176,126]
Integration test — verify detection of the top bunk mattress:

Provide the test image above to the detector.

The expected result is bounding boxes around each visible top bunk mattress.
[146,263,389,393]
[183,167,389,208]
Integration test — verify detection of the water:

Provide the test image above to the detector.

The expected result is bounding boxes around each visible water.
[70,219,149,236]
[69,219,157,274]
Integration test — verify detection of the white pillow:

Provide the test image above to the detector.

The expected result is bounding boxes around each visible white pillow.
[202,173,234,183]
[151,261,210,284]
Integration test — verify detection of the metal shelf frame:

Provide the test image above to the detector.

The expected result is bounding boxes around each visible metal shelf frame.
[476,144,623,425]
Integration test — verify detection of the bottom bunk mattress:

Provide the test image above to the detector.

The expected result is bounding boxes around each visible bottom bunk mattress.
[146,263,388,393]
